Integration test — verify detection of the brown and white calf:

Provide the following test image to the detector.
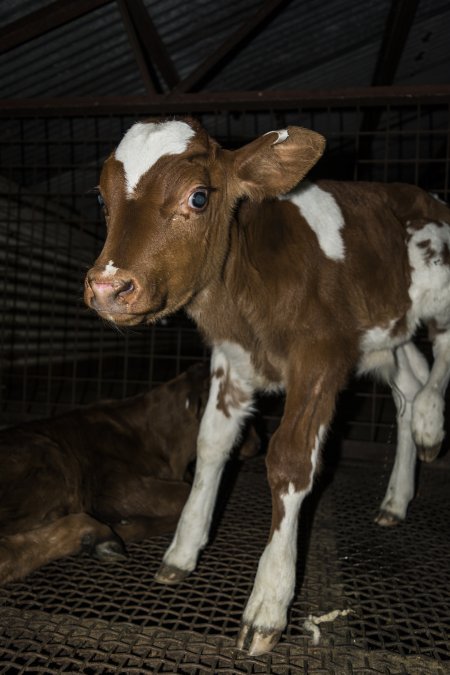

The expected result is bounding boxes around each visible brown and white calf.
[84,117,450,655]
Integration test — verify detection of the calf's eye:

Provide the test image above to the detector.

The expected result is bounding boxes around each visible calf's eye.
[188,189,209,211]
[97,193,105,207]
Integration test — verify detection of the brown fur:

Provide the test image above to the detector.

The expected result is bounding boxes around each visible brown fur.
[0,364,259,583]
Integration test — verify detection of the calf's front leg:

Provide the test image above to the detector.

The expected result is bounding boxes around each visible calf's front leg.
[155,343,254,584]
[237,360,345,656]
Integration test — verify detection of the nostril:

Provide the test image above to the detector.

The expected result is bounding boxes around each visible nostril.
[89,278,138,307]
[117,280,135,298]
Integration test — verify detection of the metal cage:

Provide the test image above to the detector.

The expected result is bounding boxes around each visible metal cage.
[1,91,449,441]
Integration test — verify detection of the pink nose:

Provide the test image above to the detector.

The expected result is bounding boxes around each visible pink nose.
[92,279,133,300]
[86,274,138,311]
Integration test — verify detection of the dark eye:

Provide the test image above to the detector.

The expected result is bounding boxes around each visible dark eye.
[97,193,105,208]
[188,189,208,211]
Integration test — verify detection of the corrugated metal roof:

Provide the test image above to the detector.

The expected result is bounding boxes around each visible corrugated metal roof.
[0,0,449,100]
[207,0,392,91]
[396,3,450,84]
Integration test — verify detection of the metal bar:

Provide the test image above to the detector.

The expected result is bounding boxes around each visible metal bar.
[124,0,179,89]
[371,0,420,86]
[1,85,450,117]
[172,0,292,93]
[0,0,113,54]
[358,0,421,159]
[116,0,158,95]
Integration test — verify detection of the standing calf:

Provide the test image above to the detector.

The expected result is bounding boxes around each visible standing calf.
[84,118,450,655]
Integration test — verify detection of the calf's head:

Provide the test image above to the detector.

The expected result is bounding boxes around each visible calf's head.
[84,117,325,325]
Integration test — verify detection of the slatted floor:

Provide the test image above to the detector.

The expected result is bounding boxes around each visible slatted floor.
[0,449,449,674]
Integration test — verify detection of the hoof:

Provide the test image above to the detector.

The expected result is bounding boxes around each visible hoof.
[93,539,128,562]
[236,622,281,656]
[155,562,190,585]
[375,510,403,527]
[417,442,441,463]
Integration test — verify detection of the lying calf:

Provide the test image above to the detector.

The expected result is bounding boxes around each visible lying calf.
[0,364,259,584]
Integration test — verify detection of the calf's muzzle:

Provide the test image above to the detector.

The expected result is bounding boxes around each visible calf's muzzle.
[85,267,141,317]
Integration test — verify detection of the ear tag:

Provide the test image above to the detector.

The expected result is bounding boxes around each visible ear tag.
[264,129,289,145]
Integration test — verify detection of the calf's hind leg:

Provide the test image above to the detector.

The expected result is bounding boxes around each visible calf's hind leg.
[412,328,450,461]
[376,343,428,526]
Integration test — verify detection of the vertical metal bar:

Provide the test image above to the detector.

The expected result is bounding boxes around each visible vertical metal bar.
[95,116,104,401]
[148,324,155,388]
[71,115,82,407]
[445,103,450,201]
[122,331,129,398]
[414,103,421,185]
[354,104,361,181]
[383,103,391,182]
[46,117,58,415]
[20,117,30,417]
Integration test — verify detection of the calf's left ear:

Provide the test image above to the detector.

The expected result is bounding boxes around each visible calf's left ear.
[233,126,326,201]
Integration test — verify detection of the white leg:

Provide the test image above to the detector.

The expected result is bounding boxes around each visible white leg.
[155,342,255,583]
[377,343,427,525]
[412,330,450,460]
[237,426,325,656]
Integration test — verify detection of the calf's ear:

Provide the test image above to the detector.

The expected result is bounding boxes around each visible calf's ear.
[233,126,325,201]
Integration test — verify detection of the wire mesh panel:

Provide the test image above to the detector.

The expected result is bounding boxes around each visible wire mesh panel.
[1,95,449,440]
[0,455,448,673]
[0,115,209,424]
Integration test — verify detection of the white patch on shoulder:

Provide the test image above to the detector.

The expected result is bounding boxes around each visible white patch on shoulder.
[102,260,118,276]
[115,120,196,196]
[264,128,289,145]
[283,183,345,261]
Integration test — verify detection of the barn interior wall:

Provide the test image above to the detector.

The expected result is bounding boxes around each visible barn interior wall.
[1,95,449,442]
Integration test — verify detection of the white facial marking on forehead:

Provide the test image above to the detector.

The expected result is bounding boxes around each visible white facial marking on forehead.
[282,183,346,261]
[115,120,196,196]
[103,260,118,276]
[264,128,289,145]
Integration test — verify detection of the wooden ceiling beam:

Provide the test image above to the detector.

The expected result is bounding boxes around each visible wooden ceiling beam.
[371,0,421,86]
[120,0,179,90]
[359,0,421,157]
[3,85,448,117]
[0,0,112,54]
[172,0,291,94]
[116,0,158,94]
